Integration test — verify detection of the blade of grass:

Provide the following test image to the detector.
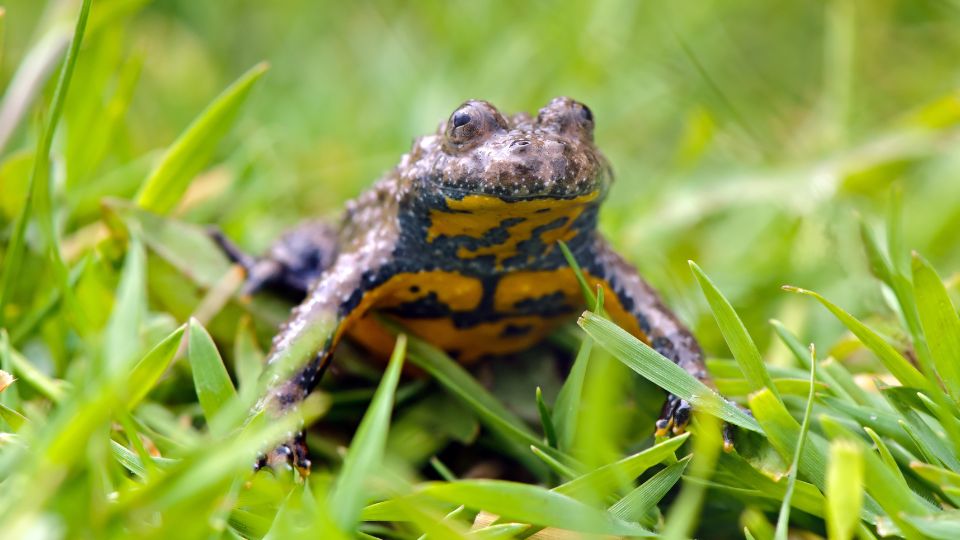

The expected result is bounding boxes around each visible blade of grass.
[820,415,933,533]
[609,455,690,526]
[115,400,325,513]
[5,343,66,402]
[0,403,26,431]
[0,0,92,327]
[329,334,406,532]
[135,62,268,215]
[901,513,960,540]
[529,445,577,480]
[770,319,812,369]
[530,445,577,478]
[558,240,597,307]
[774,346,817,540]
[662,409,723,540]
[691,261,779,399]
[418,480,655,536]
[748,388,828,491]
[468,523,529,539]
[534,387,557,449]
[553,337,592,454]
[912,252,960,400]
[826,439,864,540]
[578,311,761,433]
[0,330,19,415]
[123,324,185,410]
[554,433,689,501]
[104,234,146,374]
[783,286,933,393]
[863,427,907,488]
[187,318,237,431]
[233,317,264,397]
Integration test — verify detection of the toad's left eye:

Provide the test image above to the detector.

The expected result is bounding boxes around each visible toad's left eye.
[444,100,506,152]
[580,105,593,123]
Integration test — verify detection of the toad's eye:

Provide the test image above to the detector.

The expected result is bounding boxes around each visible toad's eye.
[444,100,507,152]
[452,111,472,128]
[580,105,593,123]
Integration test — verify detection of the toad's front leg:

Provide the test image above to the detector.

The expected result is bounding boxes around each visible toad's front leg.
[253,252,385,473]
[583,237,732,446]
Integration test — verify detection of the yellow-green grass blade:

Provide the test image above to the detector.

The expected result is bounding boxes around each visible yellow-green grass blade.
[912,252,960,400]
[329,334,406,532]
[558,240,597,308]
[826,439,864,540]
[662,410,723,540]
[534,386,557,449]
[691,261,779,399]
[553,336,592,454]
[770,319,812,369]
[881,386,960,470]
[104,235,147,374]
[0,403,26,431]
[113,401,325,514]
[0,0,92,328]
[379,495,469,540]
[2,338,66,403]
[609,455,690,526]
[187,318,237,432]
[774,349,816,540]
[553,433,689,501]
[783,286,933,393]
[417,480,656,536]
[109,439,177,480]
[901,513,960,540]
[748,388,827,491]
[529,445,577,479]
[0,330,19,419]
[468,523,529,539]
[578,311,761,433]
[910,461,960,488]
[863,427,908,489]
[123,324,186,410]
[135,62,268,215]
[233,317,265,400]
[819,415,934,535]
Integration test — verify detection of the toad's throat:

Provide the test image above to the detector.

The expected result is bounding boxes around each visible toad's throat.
[425,191,600,267]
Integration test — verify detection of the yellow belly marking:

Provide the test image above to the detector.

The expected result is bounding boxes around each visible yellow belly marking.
[342,267,648,363]
[377,271,483,311]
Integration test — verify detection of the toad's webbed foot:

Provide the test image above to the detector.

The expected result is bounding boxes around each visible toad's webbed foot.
[655,393,738,451]
[255,430,311,477]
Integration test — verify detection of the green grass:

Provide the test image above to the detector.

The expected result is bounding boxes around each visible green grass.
[4,1,960,538]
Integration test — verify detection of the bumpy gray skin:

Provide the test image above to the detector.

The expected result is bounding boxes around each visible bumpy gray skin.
[215,97,725,472]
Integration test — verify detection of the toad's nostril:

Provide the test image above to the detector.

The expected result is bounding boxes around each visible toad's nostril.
[511,139,530,148]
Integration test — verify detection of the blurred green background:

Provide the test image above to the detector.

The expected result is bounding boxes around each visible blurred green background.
[3,1,960,537]
[4,0,960,361]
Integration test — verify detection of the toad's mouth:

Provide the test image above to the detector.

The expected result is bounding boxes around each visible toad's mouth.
[437,184,605,203]
[431,168,610,203]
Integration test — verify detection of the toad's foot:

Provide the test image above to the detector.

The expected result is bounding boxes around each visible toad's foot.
[256,431,311,477]
[655,393,738,452]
